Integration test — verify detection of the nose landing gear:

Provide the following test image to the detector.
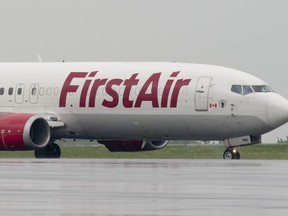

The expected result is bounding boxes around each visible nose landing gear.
[223,135,262,160]
[223,147,240,159]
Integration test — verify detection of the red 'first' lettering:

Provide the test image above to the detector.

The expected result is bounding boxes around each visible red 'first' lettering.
[59,72,88,107]
[123,74,139,108]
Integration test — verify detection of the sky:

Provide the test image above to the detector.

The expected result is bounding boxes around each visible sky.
[0,0,288,142]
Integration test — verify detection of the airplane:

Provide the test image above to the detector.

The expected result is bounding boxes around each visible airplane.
[0,62,287,159]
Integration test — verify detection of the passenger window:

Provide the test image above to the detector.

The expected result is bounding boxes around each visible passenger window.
[0,88,4,95]
[17,88,22,95]
[39,87,45,96]
[46,87,51,96]
[31,87,37,95]
[8,88,13,95]
[243,86,253,95]
[231,85,242,95]
[53,87,59,96]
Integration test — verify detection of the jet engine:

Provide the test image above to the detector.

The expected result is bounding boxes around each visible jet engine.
[99,140,168,152]
[0,113,51,150]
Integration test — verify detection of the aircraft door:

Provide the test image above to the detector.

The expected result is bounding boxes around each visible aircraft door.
[195,77,212,111]
[15,84,25,104]
[29,84,39,104]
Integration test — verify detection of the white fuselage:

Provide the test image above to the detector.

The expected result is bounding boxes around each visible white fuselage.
[0,62,288,142]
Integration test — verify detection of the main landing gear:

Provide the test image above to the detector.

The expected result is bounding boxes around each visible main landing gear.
[223,147,240,160]
[34,143,61,158]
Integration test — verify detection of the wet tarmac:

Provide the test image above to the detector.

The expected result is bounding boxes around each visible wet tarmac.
[0,159,288,216]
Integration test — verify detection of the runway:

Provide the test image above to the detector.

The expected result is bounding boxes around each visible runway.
[0,159,288,216]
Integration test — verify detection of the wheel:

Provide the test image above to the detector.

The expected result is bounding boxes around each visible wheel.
[34,148,48,158]
[223,149,233,159]
[35,143,61,159]
[223,148,240,160]
[235,150,240,159]
[48,143,61,158]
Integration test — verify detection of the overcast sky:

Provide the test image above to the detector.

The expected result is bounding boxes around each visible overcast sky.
[0,0,288,142]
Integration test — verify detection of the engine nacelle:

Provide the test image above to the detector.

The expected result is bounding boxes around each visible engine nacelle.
[0,113,51,150]
[99,140,168,152]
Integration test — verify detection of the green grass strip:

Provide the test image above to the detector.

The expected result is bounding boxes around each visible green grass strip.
[0,144,288,159]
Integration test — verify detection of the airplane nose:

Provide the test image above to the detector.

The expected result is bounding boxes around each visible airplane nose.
[266,94,288,128]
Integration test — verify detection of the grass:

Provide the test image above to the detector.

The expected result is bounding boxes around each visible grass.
[0,144,288,159]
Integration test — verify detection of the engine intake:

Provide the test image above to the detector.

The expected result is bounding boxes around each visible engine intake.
[0,113,51,150]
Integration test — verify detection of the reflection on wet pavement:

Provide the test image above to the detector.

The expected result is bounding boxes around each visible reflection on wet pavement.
[0,159,287,216]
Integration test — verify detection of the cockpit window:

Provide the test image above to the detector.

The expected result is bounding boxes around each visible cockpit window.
[267,86,274,92]
[231,84,274,95]
[252,85,273,93]
[243,85,253,95]
[231,85,242,95]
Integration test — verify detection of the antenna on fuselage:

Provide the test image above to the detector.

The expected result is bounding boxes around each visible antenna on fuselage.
[37,54,43,62]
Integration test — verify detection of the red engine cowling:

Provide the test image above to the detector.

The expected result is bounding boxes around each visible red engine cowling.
[99,140,168,152]
[0,113,51,150]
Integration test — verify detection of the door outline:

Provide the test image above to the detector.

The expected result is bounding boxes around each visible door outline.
[195,77,212,111]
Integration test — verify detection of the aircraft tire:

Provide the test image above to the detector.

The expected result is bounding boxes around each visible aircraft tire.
[34,148,47,158]
[35,143,61,159]
[235,151,240,159]
[223,148,240,160]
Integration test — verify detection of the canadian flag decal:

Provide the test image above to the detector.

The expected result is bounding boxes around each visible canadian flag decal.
[209,103,217,108]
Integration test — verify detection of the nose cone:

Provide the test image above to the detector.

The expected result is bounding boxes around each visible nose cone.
[267,94,288,128]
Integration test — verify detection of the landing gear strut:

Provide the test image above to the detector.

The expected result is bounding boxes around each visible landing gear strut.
[223,147,240,160]
[35,143,61,158]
